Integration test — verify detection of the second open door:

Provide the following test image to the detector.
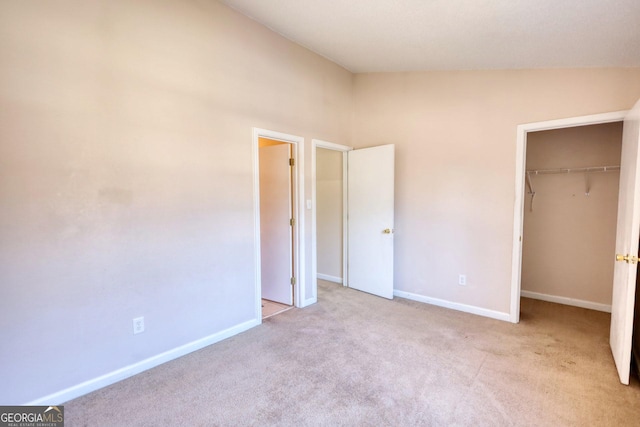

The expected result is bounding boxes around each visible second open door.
[610,99,640,384]
[347,144,395,299]
[260,142,294,306]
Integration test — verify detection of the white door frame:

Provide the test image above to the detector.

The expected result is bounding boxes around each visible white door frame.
[311,139,352,304]
[253,128,305,321]
[509,110,628,323]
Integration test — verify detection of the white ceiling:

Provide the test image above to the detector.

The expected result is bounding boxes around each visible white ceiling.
[220,0,640,73]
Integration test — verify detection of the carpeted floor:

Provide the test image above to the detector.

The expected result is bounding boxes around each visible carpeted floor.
[65,280,640,426]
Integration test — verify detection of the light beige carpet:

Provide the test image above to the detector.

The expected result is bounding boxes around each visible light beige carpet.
[65,280,640,426]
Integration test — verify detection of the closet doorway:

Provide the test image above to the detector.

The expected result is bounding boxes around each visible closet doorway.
[521,122,623,312]
[511,102,640,384]
[511,110,628,323]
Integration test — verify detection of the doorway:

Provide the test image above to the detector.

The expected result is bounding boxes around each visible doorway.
[510,110,628,323]
[312,140,350,302]
[311,140,396,302]
[259,137,294,318]
[313,141,349,294]
[252,128,304,321]
[511,104,640,385]
[521,122,623,313]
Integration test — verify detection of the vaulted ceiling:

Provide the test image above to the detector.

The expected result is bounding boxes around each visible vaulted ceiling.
[220,0,640,73]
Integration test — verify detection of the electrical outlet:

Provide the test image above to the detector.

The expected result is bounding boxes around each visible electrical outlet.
[133,317,144,334]
[458,274,467,286]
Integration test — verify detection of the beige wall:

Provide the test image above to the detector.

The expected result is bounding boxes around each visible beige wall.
[3,0,640,406]
[352,69,640,314]
[316,148,343,279]
[0,0,352,404]
[522,123,622,306]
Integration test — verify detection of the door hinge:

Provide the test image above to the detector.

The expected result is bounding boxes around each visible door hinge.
[290,218,295,226]
[289,158,295,166]
[291,277,296,285]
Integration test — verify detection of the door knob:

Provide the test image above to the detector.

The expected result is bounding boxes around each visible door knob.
[616,254,638,264]
[383,228,394,234]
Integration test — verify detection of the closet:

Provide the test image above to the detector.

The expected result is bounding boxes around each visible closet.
[521,122,623,311]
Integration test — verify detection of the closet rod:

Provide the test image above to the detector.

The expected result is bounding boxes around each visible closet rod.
[526,165,620,175]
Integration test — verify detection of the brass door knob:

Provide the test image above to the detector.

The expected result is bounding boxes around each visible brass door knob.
[616,254,638,264]
[383,228,394,234]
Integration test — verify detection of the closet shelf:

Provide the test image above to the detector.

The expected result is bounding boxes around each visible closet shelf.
[525,165,620,211]
[526,165,620,175]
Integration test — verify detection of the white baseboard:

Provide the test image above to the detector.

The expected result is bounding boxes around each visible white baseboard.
[26,318,260,405]
[317,273,343,284]
[521,290,611,313]
[393,290,511,322]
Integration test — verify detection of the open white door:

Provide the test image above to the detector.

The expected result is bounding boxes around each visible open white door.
[610,99,640,384]
[347,144,395,299]
[259,143,293,305]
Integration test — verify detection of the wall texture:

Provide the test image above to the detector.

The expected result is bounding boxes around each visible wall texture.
[316,148,343,280]
[352,69,640,315]
[522,123,622,306]
[0,0,352,404]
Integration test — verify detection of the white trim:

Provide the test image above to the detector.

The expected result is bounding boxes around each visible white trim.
[341,150,349,288]
[26,318,259,405]
[302,296,317,307]
[314,140,353,152]
[394,290,510,322]
[521,291,612,313]
[252,131,262,321]
[253,128,305,312]
[311,139,353,303]
[317,273,343,284]
[510,111,628,323]
[297,141,306,307]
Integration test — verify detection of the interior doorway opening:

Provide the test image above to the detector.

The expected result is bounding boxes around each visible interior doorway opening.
[315,147,346,287]
[258,137,294,319]
[253,128,304,321]
[521,122,623,313]
[311,140,396,302]
[312,140,351,301]
[510,110,628,324]
[511,105,640,385]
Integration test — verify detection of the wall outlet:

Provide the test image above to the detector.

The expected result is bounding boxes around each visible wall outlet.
[458,274,467,286]
[133,317,144,334]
